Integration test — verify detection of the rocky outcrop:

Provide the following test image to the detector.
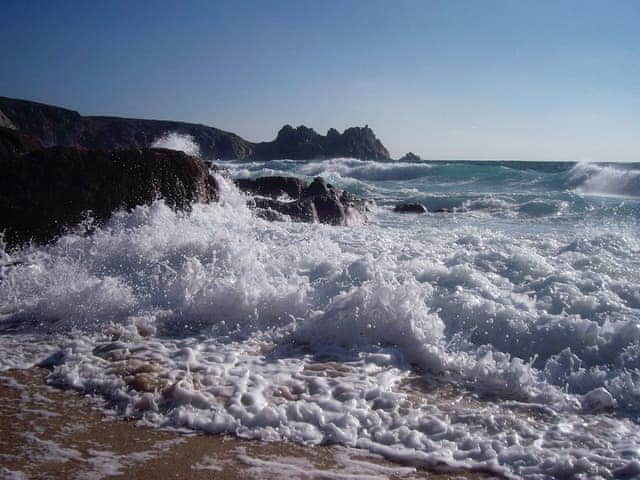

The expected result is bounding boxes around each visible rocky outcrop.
[236,176,306,199]
[0,97,392,161]
[0,127,43,157]
[0,147,218,247]
[237,176,370,225]
[398,152,422,162]
[0,96,252,160]
[253,125,390,161]
[394,203,427,213]
[0,109,16,129]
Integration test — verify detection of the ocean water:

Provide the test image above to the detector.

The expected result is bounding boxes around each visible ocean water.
[1,158,640,479]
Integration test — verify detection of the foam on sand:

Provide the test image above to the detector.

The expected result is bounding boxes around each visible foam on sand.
[1,172,639,479]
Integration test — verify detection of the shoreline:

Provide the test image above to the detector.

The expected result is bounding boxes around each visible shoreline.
[0,367,496,479]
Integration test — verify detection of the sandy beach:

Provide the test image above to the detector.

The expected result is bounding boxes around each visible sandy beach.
[0,368,496,480]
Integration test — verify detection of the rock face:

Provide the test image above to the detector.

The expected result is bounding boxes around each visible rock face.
[236,176,306,199]
[394,203,427,214]
[0,97,392,161]
[0,147,218,247]
[0,109,16,129]
[253,125,391,161]
[0,127,43,157]
[398,152,422,162]
[237,176,370,225]
[0,96,252,160]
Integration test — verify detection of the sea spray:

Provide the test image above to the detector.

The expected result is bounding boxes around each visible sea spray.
[151,132,202,157]
[1,163,639,478]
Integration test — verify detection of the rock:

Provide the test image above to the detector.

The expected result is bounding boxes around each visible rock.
[0,127,43,157]
[0,146,218,247]
[0,96,393,161]
[0,96,253,160]
[235,176,306,199]
[582,387,616,411]
[394,203,427,214]
[0,109,16,129]
[253,124,391,161]
[238,175,370,225]
[398,152,422,162]
[252,197,318,223]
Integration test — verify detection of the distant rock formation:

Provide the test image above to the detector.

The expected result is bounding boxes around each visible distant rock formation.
[252,125,390,161]
[0,97,392,161]
[236,176,370,225]
[398,152,422,162]
[0,147,219,247]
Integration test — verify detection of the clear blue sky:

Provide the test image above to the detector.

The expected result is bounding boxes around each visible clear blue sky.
[1,0,638,161]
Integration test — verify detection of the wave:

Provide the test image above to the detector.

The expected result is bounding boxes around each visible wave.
[566,162,640,198]
[295,158,436,182]
[2,176,640,477]
[151,132,201,157]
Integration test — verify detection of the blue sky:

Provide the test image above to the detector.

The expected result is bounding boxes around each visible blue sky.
[1,0,638,161]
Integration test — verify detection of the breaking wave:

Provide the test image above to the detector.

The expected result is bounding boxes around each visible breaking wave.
[151,132,201,157]
[566,162,640,198]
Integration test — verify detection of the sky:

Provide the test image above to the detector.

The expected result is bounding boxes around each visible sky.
[1,0,638,161]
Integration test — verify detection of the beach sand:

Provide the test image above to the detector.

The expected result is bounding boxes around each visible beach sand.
[0,368,498,479]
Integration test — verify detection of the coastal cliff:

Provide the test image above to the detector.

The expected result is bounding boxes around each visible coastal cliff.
[0,97,391,161]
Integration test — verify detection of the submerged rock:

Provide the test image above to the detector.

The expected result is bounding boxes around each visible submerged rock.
[237,176,370,225]
[0,146,219,247]
[394,203,427,214]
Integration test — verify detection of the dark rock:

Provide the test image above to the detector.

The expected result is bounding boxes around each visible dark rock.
[0,147,218,247]
[0,109,16,129]
[394,203,427,214]
[0,97,393,161]
[253,124,390,161]
[0,127,43,157]
[0,96,253,160]
[237,175,370,225]
[398,152,422,162]
[235,176,306,199]
[252,197,317,223]
[302,177,331,197]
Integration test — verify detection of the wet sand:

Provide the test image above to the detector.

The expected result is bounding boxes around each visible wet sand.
[0,368,498,479]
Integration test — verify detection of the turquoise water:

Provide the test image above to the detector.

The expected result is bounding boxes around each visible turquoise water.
[225,158,640,232]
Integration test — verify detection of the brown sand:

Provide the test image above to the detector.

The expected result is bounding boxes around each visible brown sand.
[0,368,498,479]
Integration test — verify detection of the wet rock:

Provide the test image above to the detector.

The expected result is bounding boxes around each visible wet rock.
[126,373,168,393]
[238,175,370,225]
[252,197,317,223]
[0,146,219,247]
[235,176,306,199]
[398,152,422,162]
[394,203,427,214]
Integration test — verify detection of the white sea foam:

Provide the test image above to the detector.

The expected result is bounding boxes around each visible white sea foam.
[567,162,640,198]
[151,132,201,157]
[1,173,640,479]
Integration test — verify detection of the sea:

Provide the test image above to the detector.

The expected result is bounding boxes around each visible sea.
[1,157,640,479]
